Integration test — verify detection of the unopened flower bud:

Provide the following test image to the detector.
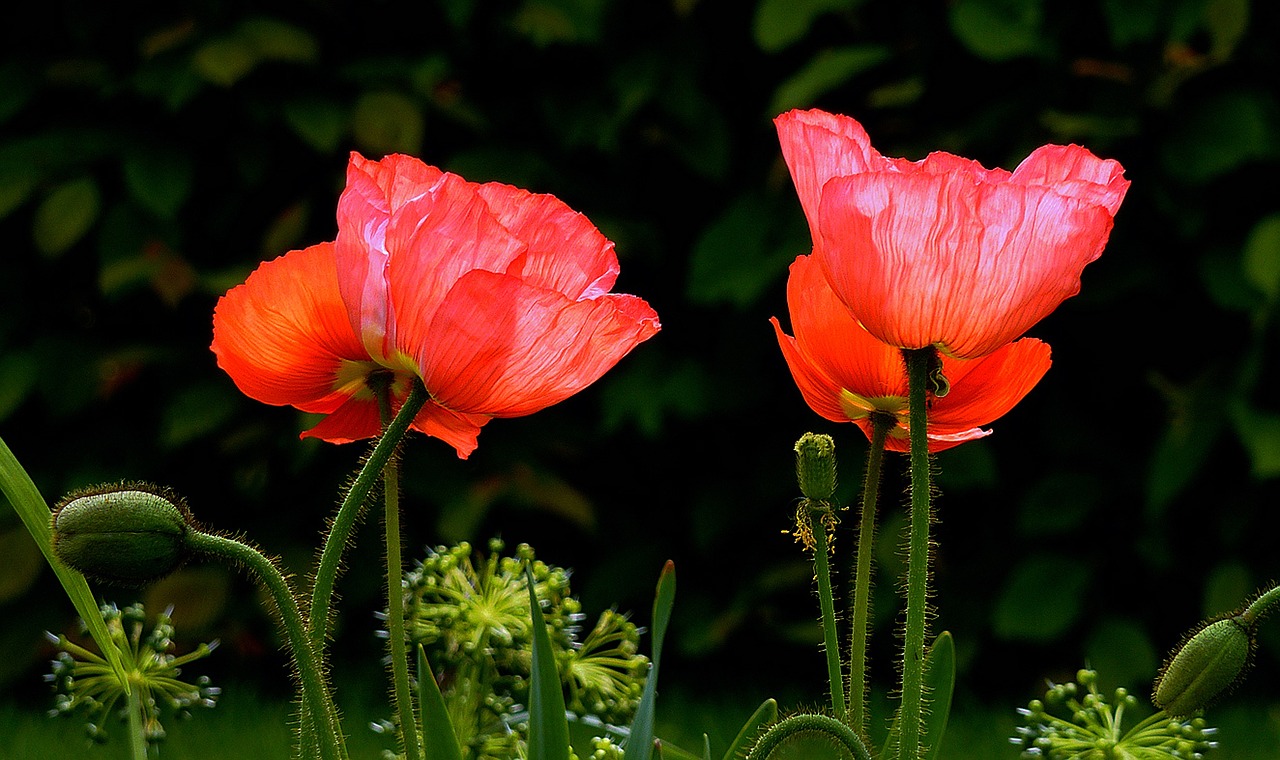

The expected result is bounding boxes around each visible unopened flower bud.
[1153,616,1255,718]
[794,433,837,502]
[52,483,194,586]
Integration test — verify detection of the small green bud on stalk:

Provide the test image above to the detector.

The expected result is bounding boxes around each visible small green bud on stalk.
[52,483,194,586]
[1153,615,1255,718]
[795,432,837,503]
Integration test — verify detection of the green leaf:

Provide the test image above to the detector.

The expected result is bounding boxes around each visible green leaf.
[1232,404,1280,479]
[721,699,778,760]
[686,194,795,309]
[1161,89,1280,184]
[625,560,676,760]
[0,158,37,219]
[352,91,425,156]
[1146,372,1229,515]
[1204,0,1250,61]
[1100,0,1162,47]
[948,0,1044,61]
[1243,213,1280,301]
[992,556,1090,641]
[283,98,348,153]
[161,383,239,448]
[880,632,955,760]
[753,0,855,53]
[33,177,100,257]
[123,148,193,220]
[525,564,571,760]
[418,646,463,760]
[769,45,891,115]
[513,0,606,46]
[0,435,129,688]
[192,36,259,87]
[239,17,319,64]
[0,351,37,423]
[1083,618,1158,695]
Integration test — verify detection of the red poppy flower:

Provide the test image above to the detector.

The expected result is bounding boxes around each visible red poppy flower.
[771,254,1051,452]
[775,108,1129,359]
[212,153,660,459]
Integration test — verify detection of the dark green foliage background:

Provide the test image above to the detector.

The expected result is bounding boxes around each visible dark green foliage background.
[2,0,1279,753]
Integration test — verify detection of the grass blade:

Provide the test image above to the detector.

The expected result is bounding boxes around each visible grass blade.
[625,560,676,760]
[417,645,463,760]
[525,564,570,760]
[719,698,778,760]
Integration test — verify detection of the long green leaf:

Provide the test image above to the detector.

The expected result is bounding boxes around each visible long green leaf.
[880,631,956,760]
[0,436,128,688]
[720,699,778,760]
[417,646,463,760]
[525,564,571,760]
[625,560,676,760]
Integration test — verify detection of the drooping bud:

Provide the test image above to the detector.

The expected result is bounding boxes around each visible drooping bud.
[794,433,837,503]
[52,483,195,586]
[1152,615,1255,718]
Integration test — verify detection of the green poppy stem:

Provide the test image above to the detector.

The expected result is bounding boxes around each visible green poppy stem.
[377,386,422,760]
[898,347,936,760]
[308,379,429,654]
[847,414,891,736]
[186,530,345,760]
[808,506,846,721]
[126,685,147,760]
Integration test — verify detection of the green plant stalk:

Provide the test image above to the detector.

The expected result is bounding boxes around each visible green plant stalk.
[847,415,891,735]
[187,530,344,760]
[1241,583,1280,625]
[809,507,846,721]
[0,436,129,690]
[126,683,147,760]
[378,385,422,760]
[308,380,429,653]
[899,347,935,760]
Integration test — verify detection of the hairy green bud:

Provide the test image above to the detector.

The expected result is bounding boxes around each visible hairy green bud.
[1153,615,1255,718]
[52,483,194,586]
[795,432,837,503]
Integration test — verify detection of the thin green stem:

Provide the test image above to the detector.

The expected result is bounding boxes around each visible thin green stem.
[188,530,344,760]
[899,347,936,760]
[378,386,422,760]
[126,683,148,760]
[1241,583,1280,625]
[809,506,846,721]
[308,379,429,652]
[847,415,891,736]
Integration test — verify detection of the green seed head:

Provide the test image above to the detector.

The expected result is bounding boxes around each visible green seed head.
[52,483,194,586]
[794,432,837,503]
[1153,616,1255,718]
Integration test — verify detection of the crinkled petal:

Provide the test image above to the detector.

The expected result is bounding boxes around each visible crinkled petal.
[1012,144,1130,215]
[929,339,1052,429]
[876,423,991,453]
[775,109,883,245]
[408,404,491,460]
[414,269,660,418]
[817,170,1115,357]
[475,181,621,299]
[301,395,382,443]
[212,243,370,413]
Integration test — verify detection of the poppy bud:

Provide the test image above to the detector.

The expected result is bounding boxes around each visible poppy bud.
[1152,615,1255,718]
[795,433,837,503]
[52,483,194,586]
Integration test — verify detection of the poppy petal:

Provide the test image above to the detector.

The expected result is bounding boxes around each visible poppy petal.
[929,339,1052,430]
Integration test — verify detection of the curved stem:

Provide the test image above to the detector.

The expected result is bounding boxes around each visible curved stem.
[899,347,936,760]
[809,507,845,721]
[1241,583,1280,625]
[847,414,891,735]
[378,385,423,760]
[188,530,344,760]
[745,714,873,760]
[308,380,429,654]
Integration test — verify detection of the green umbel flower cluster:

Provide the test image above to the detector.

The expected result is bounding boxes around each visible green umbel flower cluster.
[1011,669,1217,759]
[46,602,219,746]
[395,539,648,759]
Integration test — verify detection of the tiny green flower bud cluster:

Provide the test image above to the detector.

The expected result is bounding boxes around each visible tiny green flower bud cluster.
[397,539,648,759]
[1011,668,1217,759]
[46,602,219,747]
[51,482,195,586]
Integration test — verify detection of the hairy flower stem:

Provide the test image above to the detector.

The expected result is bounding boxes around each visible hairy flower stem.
[899,347,936,760]
[809,506,846,721]
[187,530,344,760]
[1241,583,1280,625]
[126,684,147,760]
[377,387,422,760]
[308,380,428,654]
[847,415,891,736]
